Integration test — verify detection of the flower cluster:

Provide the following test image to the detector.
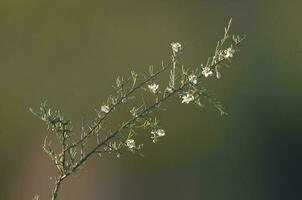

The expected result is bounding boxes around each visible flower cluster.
[126,139,136,149]
[171,42,182,53]
[151,129,165,143]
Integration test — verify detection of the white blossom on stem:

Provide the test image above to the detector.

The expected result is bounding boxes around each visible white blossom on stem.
[201,67,213,78]
[101,105,110,113]
[171,42,182,53]
[148,83,159,94]
[126,139,135,149]
[224,47,235,58]
[181,93,194,104]
[166,87,173,93]
[188,74,198,84]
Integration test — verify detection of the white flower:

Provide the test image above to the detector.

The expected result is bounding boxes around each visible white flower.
[171,42,182,53]
[201,67,213,78]
[126,139,135,149]
[224,47,235,58]
[148,83,159,94]
[151,129,165,143]
[166,87,173,93]
[188,74,198,84]
[151,129,165,137]
[101,105,110,113]
[181,93,194,104]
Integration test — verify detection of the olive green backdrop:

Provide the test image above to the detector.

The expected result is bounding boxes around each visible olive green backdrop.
[0,0,301,199]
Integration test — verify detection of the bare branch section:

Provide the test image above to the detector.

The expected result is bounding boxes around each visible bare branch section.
[30,19,245,200]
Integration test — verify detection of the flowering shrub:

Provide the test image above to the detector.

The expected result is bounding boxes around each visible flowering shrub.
[30,18,245,200]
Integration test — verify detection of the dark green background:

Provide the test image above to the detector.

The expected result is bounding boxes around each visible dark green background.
[0,0,301,199]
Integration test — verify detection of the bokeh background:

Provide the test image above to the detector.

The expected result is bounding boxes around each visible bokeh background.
[0,0,301,199]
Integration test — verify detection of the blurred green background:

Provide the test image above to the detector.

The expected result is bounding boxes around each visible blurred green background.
[0,0,301,199]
